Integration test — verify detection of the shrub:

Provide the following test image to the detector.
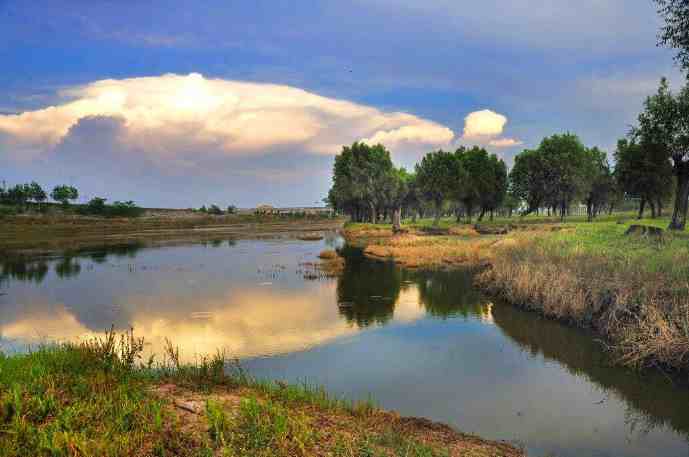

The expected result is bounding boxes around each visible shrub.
[208,204,223,215]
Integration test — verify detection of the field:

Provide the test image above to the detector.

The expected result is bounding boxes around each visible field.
[0,331,522,457]
[344,213,689,374]
[0,212,344,258]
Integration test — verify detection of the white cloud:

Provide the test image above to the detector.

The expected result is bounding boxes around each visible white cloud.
[458,109,521,149]
[462,109,507,138]
[488,138,523,148]
[0,73,454,161]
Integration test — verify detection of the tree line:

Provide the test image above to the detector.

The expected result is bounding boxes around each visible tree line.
[327,77,689,231]
[0,182,144,217]
[0,182,78,208]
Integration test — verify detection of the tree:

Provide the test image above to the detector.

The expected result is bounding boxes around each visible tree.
[654,0,689,72]
[480,154,508,221]
[539,133,590,220]
[227,205,237,214]
[454,147,507,222]
[327,142,395,223]
[509,148,551,215]
[614,138,673,219]
[84,197,108,215]
[51,185,78,207]
[208,204,223,215]
[582,147,615,221]
[415,150,464,227]
[6,184,31,208]
[633,78,689,229]
[386,168,413,232]
[28,182,47,207]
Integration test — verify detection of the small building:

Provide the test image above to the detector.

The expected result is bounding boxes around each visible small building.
[256,204,276,215]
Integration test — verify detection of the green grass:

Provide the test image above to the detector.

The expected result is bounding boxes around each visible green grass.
[0,332,520,456]
[0,346,200,456]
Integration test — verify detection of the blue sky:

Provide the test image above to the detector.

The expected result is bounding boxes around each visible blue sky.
[0,0,684,207]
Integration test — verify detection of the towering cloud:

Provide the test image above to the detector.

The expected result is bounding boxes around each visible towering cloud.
[0,73,454,161]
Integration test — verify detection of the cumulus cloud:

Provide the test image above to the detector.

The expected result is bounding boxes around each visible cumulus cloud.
[457,109,521,149]
[462,109,507,138]
[0,73,454,161]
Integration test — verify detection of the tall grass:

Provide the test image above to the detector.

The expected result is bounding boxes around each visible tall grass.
[477,222,689,372]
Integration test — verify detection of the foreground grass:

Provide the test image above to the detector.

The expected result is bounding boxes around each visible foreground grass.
[345,214,689,374]
[0,333,521,457]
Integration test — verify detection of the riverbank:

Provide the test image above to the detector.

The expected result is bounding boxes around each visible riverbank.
[0,213,345,259]
[0,334,522,457]
[344,215,689,375]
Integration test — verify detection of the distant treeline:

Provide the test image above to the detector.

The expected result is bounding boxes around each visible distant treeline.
[328,77,689,231]
[0,183,143,217]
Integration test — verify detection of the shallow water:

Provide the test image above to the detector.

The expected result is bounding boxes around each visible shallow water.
[1,237,688,457]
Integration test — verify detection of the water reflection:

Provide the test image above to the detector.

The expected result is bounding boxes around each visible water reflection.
[0,239,688,456]
[491,302,689,441]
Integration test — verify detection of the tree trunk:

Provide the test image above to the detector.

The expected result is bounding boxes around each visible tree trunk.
[478,208,486,222]
[669,169,689,230]
[638,198,645,220]
[586,200,593,222]
[433,200,442,227]
[657,198,663,218]
[411,211,417,223]
[370,203,377,224]
[649,200,657,219]
[392,207,402,232]
[490,209,494,221]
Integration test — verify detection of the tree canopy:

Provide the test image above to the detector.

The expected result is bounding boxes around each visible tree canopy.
[654,0,689,72]
[633,77,689,229]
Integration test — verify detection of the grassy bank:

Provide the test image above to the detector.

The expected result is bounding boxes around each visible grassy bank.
[0,213,344,258]
[0,332,521,456]
[344,215,689,374]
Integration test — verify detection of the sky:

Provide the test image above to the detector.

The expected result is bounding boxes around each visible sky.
[0,0,685,208]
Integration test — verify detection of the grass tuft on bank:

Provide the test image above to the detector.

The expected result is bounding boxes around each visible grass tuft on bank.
[0,330,522,456]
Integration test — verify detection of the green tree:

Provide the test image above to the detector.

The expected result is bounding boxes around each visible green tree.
[509,148,551,215]
[84,197,108,215]
[614,138,673,219]
[51,185,79,207]
[6,184,31,208]
[327,142,395,223]
[582,147,615,221]
[208,204,223,215]
[539,133,590,220]
[28,182,47,207]
[654,0,689,72]
[633,78,689,229]
[415,150,464,227]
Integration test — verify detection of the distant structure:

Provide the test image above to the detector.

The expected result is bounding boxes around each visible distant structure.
[255,204,276,215]
[242,205,333,216]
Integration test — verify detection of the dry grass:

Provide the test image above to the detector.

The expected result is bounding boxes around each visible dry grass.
[347,219,689,373]
[477,229,689,373]
[363,234,497,269]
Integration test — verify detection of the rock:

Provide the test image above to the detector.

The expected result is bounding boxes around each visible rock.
[474,224,509,235]
[420,226,449,235]
[624,224,664,238]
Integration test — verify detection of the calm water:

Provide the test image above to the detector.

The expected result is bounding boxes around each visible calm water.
[1,237,688,457]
